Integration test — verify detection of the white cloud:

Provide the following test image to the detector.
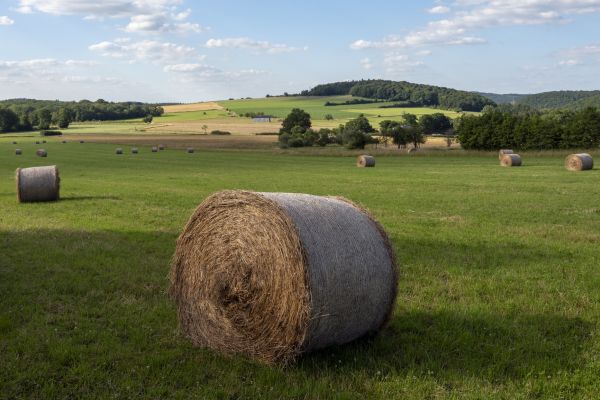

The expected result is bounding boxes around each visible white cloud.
[0,16,14,25]
[557,43,600,66]
[164,63,266,81]
[558,59,582,66]
[205,37,304,54]
[428,6,450,14]
[360,57,373,70]
[16,0,206,34]
[384,53,425,74]
[89,39,199,64]
[352,0,600,50]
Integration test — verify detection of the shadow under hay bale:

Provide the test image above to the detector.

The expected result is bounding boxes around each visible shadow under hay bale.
[186,148,194,153]
[357,155,375,168]
[115,148,123,155]
[131,148,138,154]
[499,149,513,160]
[15,149,22,155]
[500,154,522,167]
[15,165,60,203]
[170,190,398,364]
[36,149,47,158]
[565,153,593,171]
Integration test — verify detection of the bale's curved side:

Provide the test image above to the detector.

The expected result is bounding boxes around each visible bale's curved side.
[170,190,398,364]
[357,155,376,168]
[16,165,60,203]
[500,154,522,167]
[499,149,513,160]
[565,153,593,171]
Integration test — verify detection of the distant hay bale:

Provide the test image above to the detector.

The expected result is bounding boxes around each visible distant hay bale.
[152,146,158,152]
[42,140,46,144]
[500,153,522,167]
[62,140,67,143]
[15,149,22,155]
[35,141,40,144]
[170,190,398,364]
[565,153,594,171]
[15,165,60,203]
[499,149,513,160]
[79,140,85,144]
[131,147,139,154]
[12,141,17,144]
[186,147,194,153]
[115,148,123,155]
[36,149,48,158]
[159,144,165,150]
[357,155,376,167]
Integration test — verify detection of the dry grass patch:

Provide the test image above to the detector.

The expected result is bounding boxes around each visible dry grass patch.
[163,102,225,113]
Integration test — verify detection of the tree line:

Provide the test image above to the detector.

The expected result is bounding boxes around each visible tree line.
[0,99,164,132]
[301,80,495,112]
[456,106,600,150]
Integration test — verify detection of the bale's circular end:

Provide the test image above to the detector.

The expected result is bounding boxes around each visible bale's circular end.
[170,190,398,364]
[565,153,593,171]
[36,149,48,158]
[16,165,60,203]
[357,155,375,167]
[500,154,522,167]
[499,149,513,160]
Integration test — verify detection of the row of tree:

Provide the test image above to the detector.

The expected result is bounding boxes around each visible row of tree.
[278,108,453,149]
[0,99,164,132]
[301,80,495,111]
[456,106,600,150]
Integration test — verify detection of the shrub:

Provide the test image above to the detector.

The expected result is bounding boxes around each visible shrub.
[40,130,63,136]
[210,130,231,135]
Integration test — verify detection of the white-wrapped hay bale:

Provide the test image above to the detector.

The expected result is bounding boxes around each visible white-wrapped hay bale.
[357,155,375,168]
[152,146,158,152]
[16,165,60,203]
[186,147,194,153]
[565,153,593,171]
[131,147,139,154]
[500,154,522,167]
[15,149,22,155]
[499,149,513,160]
[36,149,48,158]
[170,190,398,364]
[116,148,123,155]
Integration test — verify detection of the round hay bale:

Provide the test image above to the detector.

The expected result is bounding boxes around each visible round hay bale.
[158,144,165,150]
[151,146,158,152]
[62,140,67,143]
[79,140,85,144]
[115,148,123,155]
[42,140,47,144]
[131,147,139,154]
[499,149,513,160]
[500,153,522,167]
[15,165,60,203]
[35,141,40,145]
[356,155,375,168]
[15,149,22,155]
[12,141,17,145]
[36,149,48,158]
[186,147,194,153]
[170,190,398,364]
[565,153,593,171]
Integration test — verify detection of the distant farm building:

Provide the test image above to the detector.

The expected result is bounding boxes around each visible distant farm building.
[253,115,273,123]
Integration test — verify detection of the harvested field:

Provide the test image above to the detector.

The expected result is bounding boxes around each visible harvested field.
[163,102,225,113]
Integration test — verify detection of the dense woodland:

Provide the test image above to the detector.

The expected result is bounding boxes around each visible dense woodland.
[456,106,600,150]
[0,99,163,132]
[301,80,495,112]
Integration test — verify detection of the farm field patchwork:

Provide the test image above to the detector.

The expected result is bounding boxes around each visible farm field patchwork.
[1,140,599,398]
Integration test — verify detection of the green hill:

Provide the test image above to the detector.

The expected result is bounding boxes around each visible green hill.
[562,93,600,111]
[475,92,528,104]
[518,90,600,109]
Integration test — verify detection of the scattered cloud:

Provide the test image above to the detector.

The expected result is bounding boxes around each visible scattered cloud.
[557,43,600,66]
[0,15,14,25]
[164,62,266,82]
[205,37,306,54]
[89,39,200,64]
[427,6,450,14]
[360,57,373,70]
[16,0,206,34]
[384,53,425,74]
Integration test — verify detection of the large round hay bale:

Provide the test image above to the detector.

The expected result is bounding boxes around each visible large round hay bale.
[36,149,48,158]
[186,147,194,153]
[131,147,139,154]
[15,165,60,203]
[500,153,522,167]
[151,146,158,152]
[12,141,17,145]
[158,144,165,150]
[115,148,123,155]
[170,190,398,364]
[356,155,375,167]
[499,149,513,160]
[565,153,593,171]
[15,149,22,155]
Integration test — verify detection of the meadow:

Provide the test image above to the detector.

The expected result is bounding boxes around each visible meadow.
[1,137,599,399]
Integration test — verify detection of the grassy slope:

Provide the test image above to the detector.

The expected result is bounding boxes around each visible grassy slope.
[1,140,599,399]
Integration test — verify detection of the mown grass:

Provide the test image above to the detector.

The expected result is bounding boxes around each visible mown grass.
[1,139,599,399]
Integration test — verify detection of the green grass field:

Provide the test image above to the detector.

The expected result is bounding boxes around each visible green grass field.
[1,139,599,399]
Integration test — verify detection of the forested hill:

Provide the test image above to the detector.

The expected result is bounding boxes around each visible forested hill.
[300,80,495,112]
[475,92,528,104]
[517,90,600,110]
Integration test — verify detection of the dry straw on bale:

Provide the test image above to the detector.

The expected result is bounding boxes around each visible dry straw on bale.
[15,149,22,155]
[36,149,48,158]
[170,190,398,364]
[115,148,123,155]
[500,153,522,167]
[15,165,60,203]
[565,153,594,171]
[152,146,158,152]
[356,155,376,168]
[498,149,513,160]
[186,147,194,153]
[131,147,139,154]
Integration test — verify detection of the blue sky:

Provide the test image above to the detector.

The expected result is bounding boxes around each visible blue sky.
[1,0,600,102]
